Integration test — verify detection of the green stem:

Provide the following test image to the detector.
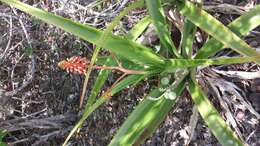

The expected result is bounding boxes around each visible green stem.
[94,65,146,74]
[80,0,145,108]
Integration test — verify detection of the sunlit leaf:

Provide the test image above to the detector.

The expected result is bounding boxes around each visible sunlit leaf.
[1,0,164,67]
[109,70,188,146]
[196,5,260,59]
[188,71,243,146]
[174,0,260,63]
[145,0,181,58]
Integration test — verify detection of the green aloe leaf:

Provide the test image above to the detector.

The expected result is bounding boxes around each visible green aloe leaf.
[65,6,150,142]
[87,13,152,104]
[196,5,260,59]
[145,0,181,58]
[63,97,107,146]
[85,57,116,110]
[82,0,146,111]
[109,70,188,146]
[63,74,147,146]
[111,74,146,95]
[68,12,150,141]
[181,18,197,58]
[84,13,152,110]
[164,56,259,73]
[188,77,243,146]
[126,16,151,41]
[174,0,260,62]
[0,129,7,146]
[180,0,202,59]
[1,0,164,67]
[109,88,170,146]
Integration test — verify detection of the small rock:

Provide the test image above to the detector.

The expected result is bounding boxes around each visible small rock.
[236,110,245,120]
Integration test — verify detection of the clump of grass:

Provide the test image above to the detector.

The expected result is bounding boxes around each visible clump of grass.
[1,0,260,145]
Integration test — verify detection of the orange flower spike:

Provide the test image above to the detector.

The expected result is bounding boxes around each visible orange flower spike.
[58,56,89,74]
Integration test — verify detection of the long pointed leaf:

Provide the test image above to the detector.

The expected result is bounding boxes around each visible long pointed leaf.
[126,16,151,41]
[83,0,147,110]
[1,0,165,67]
[82,0,146,109]
[145,0,181,58]
[63,74,146,145]
[181,19,197,58]
[109,70,188,146]
[164,56,259,73]
[0,129,7,146]
[85,57,115,110]
[196,5,260,59]
[188,78,243,146]
[174,0,260,62]
[63,97,107,146]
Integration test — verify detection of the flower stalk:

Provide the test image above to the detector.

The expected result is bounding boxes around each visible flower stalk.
[58,56,146,75]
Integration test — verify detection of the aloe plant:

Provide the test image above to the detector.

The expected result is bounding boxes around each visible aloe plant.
[1,0,260,145]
